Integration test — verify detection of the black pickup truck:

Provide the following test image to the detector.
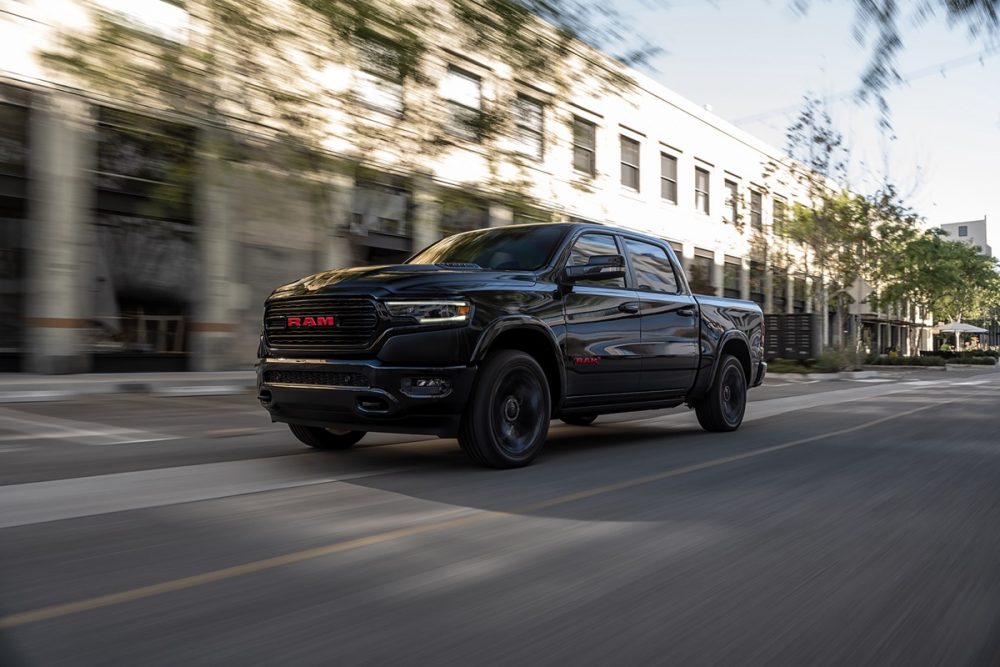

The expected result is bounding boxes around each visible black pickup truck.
[257,222,765,468]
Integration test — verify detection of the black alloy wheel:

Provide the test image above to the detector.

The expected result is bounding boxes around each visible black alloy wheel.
[694,354,747,432]
[459,350,551,468]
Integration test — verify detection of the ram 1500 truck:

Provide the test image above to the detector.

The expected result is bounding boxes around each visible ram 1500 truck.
[257,222,766,468]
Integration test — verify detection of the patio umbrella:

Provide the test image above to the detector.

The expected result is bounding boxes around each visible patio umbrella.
[934,322,989,351]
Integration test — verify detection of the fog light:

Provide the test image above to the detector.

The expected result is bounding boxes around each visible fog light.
[401,377,452,397]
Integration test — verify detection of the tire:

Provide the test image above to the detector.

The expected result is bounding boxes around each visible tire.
[560,414,597,426]
[289,424,365,450]
[694,354,747,432]
[459,349,551,468]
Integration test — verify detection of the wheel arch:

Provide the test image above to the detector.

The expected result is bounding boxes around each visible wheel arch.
[473,318,563,410]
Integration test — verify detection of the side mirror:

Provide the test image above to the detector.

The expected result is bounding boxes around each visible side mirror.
[563,254,627,282]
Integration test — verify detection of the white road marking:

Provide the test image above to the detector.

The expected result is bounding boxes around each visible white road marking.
[0,460,413,529]
[0,407,176,446]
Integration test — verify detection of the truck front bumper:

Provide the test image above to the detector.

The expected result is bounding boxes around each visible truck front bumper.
[257,358,477,438]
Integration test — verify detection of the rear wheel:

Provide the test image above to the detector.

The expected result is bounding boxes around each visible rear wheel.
[560,414,597,426]
[289,424,365,450]
[459,350,551,468]
[694,354,747,432]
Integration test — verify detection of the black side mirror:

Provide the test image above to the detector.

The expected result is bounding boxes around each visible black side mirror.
[563,254,627,282]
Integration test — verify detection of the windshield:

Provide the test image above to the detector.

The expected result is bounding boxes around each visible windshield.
[407,225,568,271]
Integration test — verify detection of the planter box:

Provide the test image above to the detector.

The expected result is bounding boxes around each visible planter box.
[945,363,998,371]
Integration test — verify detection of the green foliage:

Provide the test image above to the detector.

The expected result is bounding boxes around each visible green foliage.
[872,229,1000,325]
[766,359,815,374]
[814,346,865,372]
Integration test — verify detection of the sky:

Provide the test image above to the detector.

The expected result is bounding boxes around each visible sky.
[611,0,1000,246]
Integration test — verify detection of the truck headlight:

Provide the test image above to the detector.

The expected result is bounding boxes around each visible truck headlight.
[385,300,472,325]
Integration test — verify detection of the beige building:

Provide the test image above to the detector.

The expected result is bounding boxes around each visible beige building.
[0,0,925,372]
[941,218,992,258]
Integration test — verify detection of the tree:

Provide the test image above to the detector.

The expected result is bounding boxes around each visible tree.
[794,0,1000,124]
[873,230,1000,351]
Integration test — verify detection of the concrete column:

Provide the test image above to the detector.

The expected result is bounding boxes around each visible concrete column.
[712,252,723,298]
[488,203,513,228]
[805,277,815,314]
[322,171,355,270]
[785,270,794,314]
[740,257,750,301]
[190,129,239,371]
[25,92,94,374]
[411,174,440,252]
[763,258,774,314]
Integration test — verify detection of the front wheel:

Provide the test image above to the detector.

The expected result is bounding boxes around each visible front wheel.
[459,350,551,468]
[694,354,747,432]
[289,424,365,450]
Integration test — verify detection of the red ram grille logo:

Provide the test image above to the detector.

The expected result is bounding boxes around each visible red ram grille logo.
[286,316,336,327]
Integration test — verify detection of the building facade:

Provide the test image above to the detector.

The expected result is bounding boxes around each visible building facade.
[941,218,992,258]
[0,0,925,372]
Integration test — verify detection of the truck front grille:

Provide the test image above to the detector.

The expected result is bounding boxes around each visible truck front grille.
[264,297,380,353]
[262,370,370,387]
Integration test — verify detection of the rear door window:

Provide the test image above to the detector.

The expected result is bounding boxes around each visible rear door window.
[623,238,680,294]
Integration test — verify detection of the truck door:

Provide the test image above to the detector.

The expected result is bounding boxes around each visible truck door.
[622,238,699,394]
[562,232,642,397]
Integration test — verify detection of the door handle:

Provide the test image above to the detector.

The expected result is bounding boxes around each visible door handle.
[676,308,695,317]
[619,302,640,314]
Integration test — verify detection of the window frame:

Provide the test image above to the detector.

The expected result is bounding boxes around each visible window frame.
[772,195,788,236]
[563,231,628,289]
[442,65,483,142]
[694,166,710,215]
[749,189,763,230]
[660,152,678,203]
[571,116,597,177]
[724,179,739,225]
[622,236,681,295]
[512,93,544,161]
[620,135,641,192]
[958,225,969,237]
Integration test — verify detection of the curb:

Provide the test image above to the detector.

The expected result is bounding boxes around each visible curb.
[767,372,840,382]
[0,373,256,403]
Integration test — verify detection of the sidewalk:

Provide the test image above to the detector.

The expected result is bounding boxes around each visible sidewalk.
[0,371,257,403]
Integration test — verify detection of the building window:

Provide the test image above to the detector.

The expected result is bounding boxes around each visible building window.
[688,249,715,294]
[512,94,544,160]
[660,153,677,203]
[695,166,710,214]
[723,256,741,299]
[356,36,404,115]
[572,116,596,176]
[750,260,765,306]
[772,195,787,235]
[958,225,968,237]
[793,274,807,313]
[442,66,482,141]
[750,190,762,230]
[724,179,739,225]
[772,266,788,313]
[620,136,640,191]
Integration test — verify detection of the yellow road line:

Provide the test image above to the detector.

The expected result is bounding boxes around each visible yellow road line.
[0,395,961,630]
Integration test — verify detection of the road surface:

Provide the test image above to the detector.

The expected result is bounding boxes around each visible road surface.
[1,370,998,665]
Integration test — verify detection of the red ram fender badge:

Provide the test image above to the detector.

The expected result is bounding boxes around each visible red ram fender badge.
[287,316,336,327]
[573,356,601,365]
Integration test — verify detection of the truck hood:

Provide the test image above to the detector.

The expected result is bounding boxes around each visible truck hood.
[269,264,537,299]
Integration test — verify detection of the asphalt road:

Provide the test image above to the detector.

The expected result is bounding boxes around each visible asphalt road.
[1,370,998,665]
